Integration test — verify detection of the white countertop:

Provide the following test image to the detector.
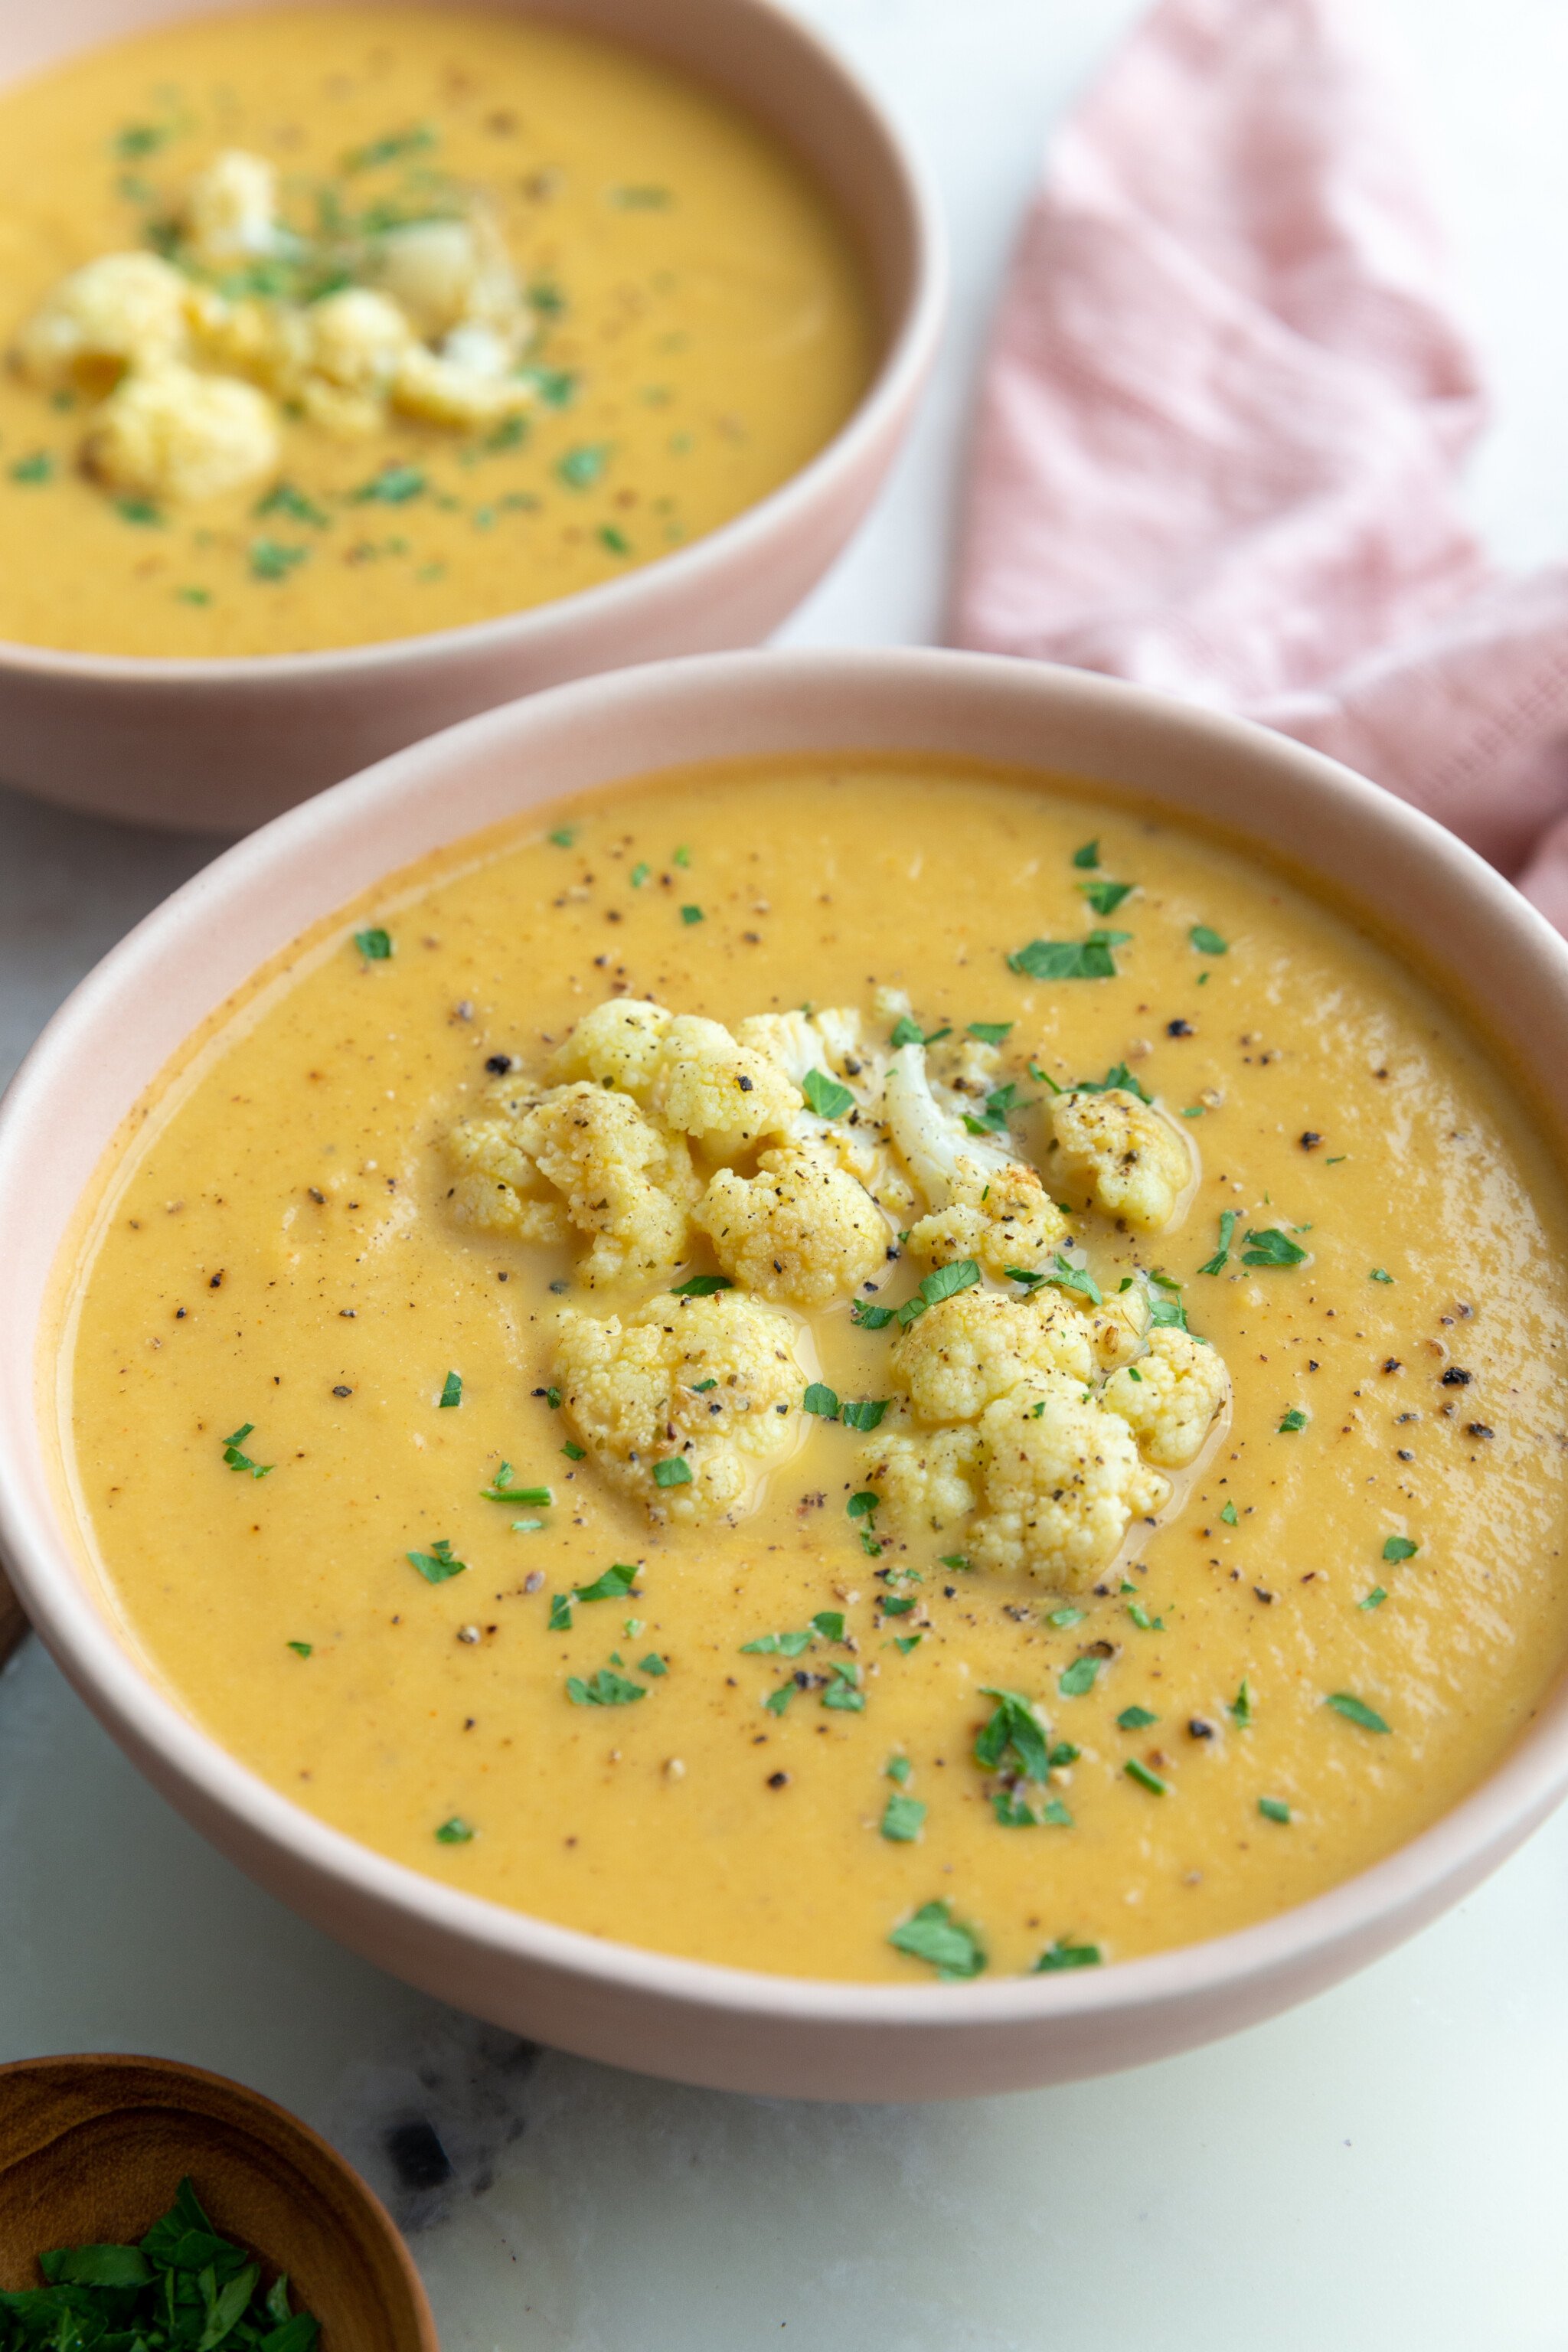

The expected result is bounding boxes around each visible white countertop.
[5,4,1568,2344]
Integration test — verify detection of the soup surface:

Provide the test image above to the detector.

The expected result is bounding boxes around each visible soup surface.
[63,760,1568,1983]
[0,6,871,657]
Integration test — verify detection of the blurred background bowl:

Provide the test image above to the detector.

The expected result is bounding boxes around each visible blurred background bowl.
[0,0,943,831]
[0,2051,438,2347]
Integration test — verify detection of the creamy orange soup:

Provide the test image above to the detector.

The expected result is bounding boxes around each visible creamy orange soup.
[0,7,871,656]
[59,760,1568,1982]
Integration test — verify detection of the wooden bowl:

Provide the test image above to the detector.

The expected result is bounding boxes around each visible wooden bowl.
[0,2053,438,2347]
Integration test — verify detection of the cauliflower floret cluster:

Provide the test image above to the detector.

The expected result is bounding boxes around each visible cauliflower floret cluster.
[883,1042,1068,1278]
[697,1143,888,1307]
[554,1292,808,1523]
[1049,1086,1193,1232]
[10,148,538,506]
[859,1282,1229,1591]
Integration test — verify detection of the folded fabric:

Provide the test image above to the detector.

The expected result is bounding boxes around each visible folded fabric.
[952,0,1568,929]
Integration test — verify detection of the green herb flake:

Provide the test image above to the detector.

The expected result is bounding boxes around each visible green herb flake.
[673,844,691,867]
[967,1021,1014,1044]
[639,1651,668,1677]
[1278,1407,1308,1433]
[1124,1757,1168,1795]
[286,1641,313,1658]
[669,1272,733,1297]
[840,1397,890,1432]
[763,1683,795,1715]
[1361,1587,1388,1610]
[1048,1606,1085,1628]
[1071,1060,1152,1103]
[176,586,213,606]
[255,480,330,527]
[1058,1656,1100,1699]
[438,1369,462,1409]
[1199,1209,1239,1276]
[802,1067,855,1119]
[573,1563,640,1605]
[599,523,631,555]
[1258,1797,1291,1824]
[9,450,54,484]
[973,1687,1051,1782]
[1326,1690,1391,1733]
[562,1439,587,1460]
[114,119,172,158]
[408,1537,466,1583]
[344,122,437,172]
[851,1298,897,1329]
[822,1662,865,1712]
[1071,839,1100,870]
[880,1792,926,1842]
[219,1421,274,1479]
[567,1668,646,1707]
[886,1755,913,1785]
[1370,1266,1395,1284]
[250,535,311,580]
[436,1815,474,1844]
[350,463,426,505]
[1220,1501,1239,1525]
[1034,1937,1102,1971]
[888,1899,986,1980]
[611,182,673,207]
[1126,1601,1163,1632]
[680,903,704,926]
[547,825,577,848]
[557,442,611,489]
[114,495,162,526]
[1078,877,1134,916]
[889,1014,953,1048]
[1046,1252,1102,1307]
[1243,1227,1309,1268]
[803,1381,840,1419]
[652,1456,692,1488]
[918,1258,982,1309]
[1383,1534,1419,1563]
[1230,1679,1253,1726]
[549,1592,573,1632]
[1190,924,1229,955]
[1006,929,1132,981]
[629,860,651,887]
[1117,1704,1158,1730]
[480,1465,553,1505]
[353,925,393,960]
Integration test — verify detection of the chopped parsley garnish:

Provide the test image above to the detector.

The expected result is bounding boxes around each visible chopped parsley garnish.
[567,1668,645,1706]
[639,1652,668,1677]
[1124,1757,1168,1795]
[481,1465,553,1504]
[888,1900,986,1980]
[354,925,393,959]
[1078,877,1134,916]
[9,451,54,484]
[673,845,691,867]
[1382,1534,1419,1563]
[114,120,172,158]
[573,1563,641,1604]
[974,1687,1051,1782]
[1229,1680,1253,1726]
[343,122,437,172]
[1243,1227,1308,1267]
[0,2176,322,2347]
[962,1080,1030,1137]
[1190,924,1229,955]
[652,1456,691,1488]
[680,904,704,926]
[1146,1276,1188,1332]
[992,1790,1072,1828]
[629,860,651,887]
[851,1299,897,1329]
[1070,1060,1152,1102]
[1220,1500,1238,1525]
[1370,1266,1394,1284]
[763,1684,795,1715]
[1258,1797,1291,1824]
[803,1382,840,1418]
[1326,1690,1391,1733]
[562,1439,586,1460]
[894,1258,982,1330]
[250,537,309,580]
[669,1272,733,1296]
[1199,1209,1239,1274]
[599,524,631,554]
[220,1423,273,1478]
[1034,1938,1101,1971]
[557,443,611,488]
[517,362,577,407]
[880,1792,926,1842]
[822,1662,865,1711]
[692,1378,717,1393]
[893,1634,922,1655]
[439,1370,462,1409]
[1071,839,1100,869]
[255,480,330,527]
[1048,1606,1085,1627]
[840,1398,890,1432]
[286,1641,312,1658]
[1006,929,1131,981]
[1278,1407,1308,1432]
[967,1021,1014,1044]
[889,1014,952,1047]
[549,1592,572,1632]
[1058,1656,1100,1699]
[887,1754,912,1782]
[436,1816,475,1844]
[743,1628,814,1657]
[1046,1253,1102,1307]
[408,1537,465,1583]
[547,825,577,847]
[1361,1587,1388,1610]
[1125,1601,1163,1631]
[114,496,162,526]
[1117,1704,1158,1730]
[802,1067,855,1119]
[350,463,426,505]
[611,183,673,207]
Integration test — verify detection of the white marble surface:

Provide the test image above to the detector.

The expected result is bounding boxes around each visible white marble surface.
[5,4,1568,2344]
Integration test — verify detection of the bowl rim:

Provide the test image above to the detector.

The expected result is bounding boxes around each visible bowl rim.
[5,645,1568,2040]
[0,0,946,685]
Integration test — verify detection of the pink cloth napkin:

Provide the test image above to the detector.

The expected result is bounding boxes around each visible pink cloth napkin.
[952,0,1568,930]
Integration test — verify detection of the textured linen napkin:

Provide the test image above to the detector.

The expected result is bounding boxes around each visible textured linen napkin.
[952,0,1568,929]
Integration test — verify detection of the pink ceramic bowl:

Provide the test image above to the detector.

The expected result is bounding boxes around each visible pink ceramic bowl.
[4,649,1568,2102]
[0,0,942,832]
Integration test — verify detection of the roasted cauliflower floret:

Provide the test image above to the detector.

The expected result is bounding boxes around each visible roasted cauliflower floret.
[859,1410,979,1535]
[182,149,287,267]
[545,998,672,1101]
[443,1114,569,1248]
[554,1292,808,1522]
[306,287,413,393]
[652,1015,801,1157]
[1050,1087,1193,1232]
[890,1288,1094,1423]
[1102,1326,1230,1468]
[696,1143,887,1307]
[970,1377,1168,1587]
[884,1040,1068,1276]
[449,1082,697,1285]
[392,340,534,428]
[83,361,279,501]
[14,253,191,392]
[364,211,525,345]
